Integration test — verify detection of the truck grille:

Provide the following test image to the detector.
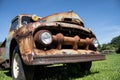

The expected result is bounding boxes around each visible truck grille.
[35,27,95,51]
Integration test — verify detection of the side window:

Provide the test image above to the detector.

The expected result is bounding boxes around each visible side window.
[21,16,33,25]
[11,18,19,30]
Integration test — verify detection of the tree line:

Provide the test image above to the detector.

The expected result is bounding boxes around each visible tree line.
[99,35,120,53]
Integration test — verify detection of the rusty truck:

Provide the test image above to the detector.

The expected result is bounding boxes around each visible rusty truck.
[0,11,105,80]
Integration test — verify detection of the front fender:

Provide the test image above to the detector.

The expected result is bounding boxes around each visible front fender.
[15,33,34,64]
[12,25,36,64]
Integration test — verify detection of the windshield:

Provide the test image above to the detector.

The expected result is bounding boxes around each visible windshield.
[21,16,33,25]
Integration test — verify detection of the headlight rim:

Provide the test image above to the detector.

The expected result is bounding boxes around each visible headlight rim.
[40,31,52,45]
[34,30,53,46]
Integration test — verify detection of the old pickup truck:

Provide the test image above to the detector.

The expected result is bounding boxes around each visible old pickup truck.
[0,11,105,80]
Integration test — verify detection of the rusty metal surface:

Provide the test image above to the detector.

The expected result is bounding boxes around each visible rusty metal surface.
[33,49,99,56]
[21,48,104,65]
[52,33,94,50]
[15,21,91,37]
[18,36,33,56]
[14,21,94,56]
[0,47,6,64]
[31,54,105,65]
[41,11,84,24]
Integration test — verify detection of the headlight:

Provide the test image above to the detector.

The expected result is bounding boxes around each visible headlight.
[93,39,99,48]
[41,32,52,45]
[34,30,52,45]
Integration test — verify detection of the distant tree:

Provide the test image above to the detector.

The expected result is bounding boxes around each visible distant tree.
[98,43,115,52]
[111,35,120,48]
[110,35,120,53]
[98,35,120,53]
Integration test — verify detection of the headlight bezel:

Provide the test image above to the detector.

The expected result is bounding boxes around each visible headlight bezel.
[40,31,52,45]
[34,30,53,46]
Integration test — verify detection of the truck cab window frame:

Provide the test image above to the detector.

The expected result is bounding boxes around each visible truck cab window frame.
[21,16,33,25]
[11,18,19,31]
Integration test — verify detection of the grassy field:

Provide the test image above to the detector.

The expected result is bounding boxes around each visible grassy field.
[0,53,120,80]
[76,54,120,80]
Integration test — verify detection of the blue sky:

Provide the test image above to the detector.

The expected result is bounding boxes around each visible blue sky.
[0,0,120,44]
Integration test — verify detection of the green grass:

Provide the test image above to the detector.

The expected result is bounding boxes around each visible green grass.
[0,53,120,80]
[0,70,11,80]
[75,54,120,80]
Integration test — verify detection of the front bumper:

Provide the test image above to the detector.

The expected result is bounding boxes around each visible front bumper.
[32,54,105,65]
[24,49,105,65]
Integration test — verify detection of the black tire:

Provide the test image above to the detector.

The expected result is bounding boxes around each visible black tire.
[0,64,2,70]
[79,61,92,73]
[11,46,34,80]
[66,61,92,75]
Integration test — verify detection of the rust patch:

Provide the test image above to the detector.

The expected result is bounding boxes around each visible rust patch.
[0,47,6,63]
[53,33,94,50]
[18,36,33,55]
[32,54,105,65]
[33,48,98,56]
[41,11,84,25]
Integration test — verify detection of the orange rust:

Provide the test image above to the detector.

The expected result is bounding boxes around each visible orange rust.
[0,47,6,63]
[53,33,93,50]
[73,35,80,50]
[55,33,64,49]
[33,48,99,56]
[18,36,33,55]
[41,11,84,25]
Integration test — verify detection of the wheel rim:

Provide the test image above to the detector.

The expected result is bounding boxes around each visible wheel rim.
[13,53,25,79]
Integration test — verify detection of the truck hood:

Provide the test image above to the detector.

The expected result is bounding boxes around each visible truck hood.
[40,11,84,24]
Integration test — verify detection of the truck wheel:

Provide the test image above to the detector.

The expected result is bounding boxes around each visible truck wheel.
[79,61,92,73]
[66,62,92,75]
[11,47,34,80]
[0,64,2,70]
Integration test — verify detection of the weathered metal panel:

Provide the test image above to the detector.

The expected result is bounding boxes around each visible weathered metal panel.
[41,11,84,25]
[33,49,99,56]
[18,36,33,55]
[52,33,94,50]
[15,22,96,64]
[32,54,105,65]
[14,21,93,55]
[0,47,6,64]
[20,47,105,65]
